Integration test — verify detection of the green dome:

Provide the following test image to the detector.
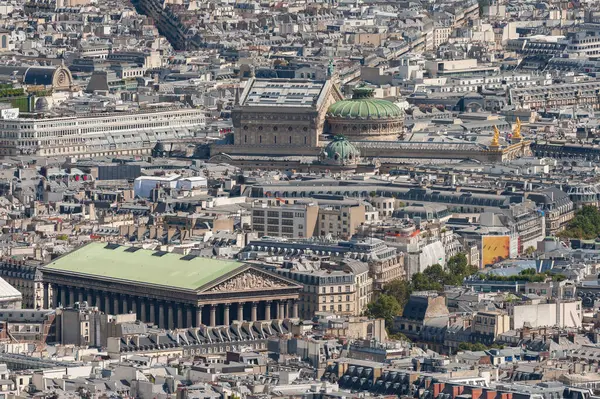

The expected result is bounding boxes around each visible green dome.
[327,88,402,119]
[324,135,360,162]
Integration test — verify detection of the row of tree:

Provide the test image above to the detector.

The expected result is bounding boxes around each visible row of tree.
[479,268,566,283]
[0,88,25,98]
[366,253,478,329]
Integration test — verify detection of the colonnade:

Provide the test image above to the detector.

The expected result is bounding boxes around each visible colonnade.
[46,283,298,329]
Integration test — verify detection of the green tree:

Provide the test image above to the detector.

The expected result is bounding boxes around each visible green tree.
[423,263,445,280]
[446,253,477,285]
[411,254,477,292]
[520,268,536,276]
[388,332,410,342]
[412,271,443,291]
[458,342,489,351]
[481,268,559,283]
[374,253,477,330]
[382,279,412,311]
[559,205,600,239]
[366,294,402,329]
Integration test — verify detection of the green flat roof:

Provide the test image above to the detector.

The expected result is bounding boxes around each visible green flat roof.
[44,243,244,291]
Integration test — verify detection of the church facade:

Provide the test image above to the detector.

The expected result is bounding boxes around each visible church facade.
[42,243,302,329]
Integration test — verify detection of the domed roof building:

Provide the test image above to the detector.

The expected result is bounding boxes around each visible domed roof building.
[320,135,361,167]
[326,87,404,141]
[313,135,379,174]
[35,97,49,112]
[0,65,74,91]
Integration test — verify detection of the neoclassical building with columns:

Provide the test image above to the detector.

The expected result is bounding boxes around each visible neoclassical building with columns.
[41,243,301,329]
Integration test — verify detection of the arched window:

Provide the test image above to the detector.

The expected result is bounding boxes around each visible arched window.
[259,136,262,143]
[244,135,247,143]
[274,136,277,144]
[1,36,6,49]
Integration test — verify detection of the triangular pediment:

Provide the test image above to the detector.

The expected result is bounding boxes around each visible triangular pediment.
[199,267,301,293]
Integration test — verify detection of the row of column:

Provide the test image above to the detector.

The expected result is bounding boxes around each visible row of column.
[215,299,299,326]
[48,284,299,329]
[50,284,200,329]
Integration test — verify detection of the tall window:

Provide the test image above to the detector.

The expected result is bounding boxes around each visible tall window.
[259,135,262,144]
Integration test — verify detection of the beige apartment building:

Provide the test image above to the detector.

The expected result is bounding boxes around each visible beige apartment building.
[317,204,366,239]
[250,202,318,238]
[277,269,358,319]
[433,26,451,48]
[342,260,374,314]
[472,310,510,345]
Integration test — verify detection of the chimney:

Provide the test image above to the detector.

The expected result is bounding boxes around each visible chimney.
[485,390,497,399]
[434,383,446,397]
[471,388,483,399]
[424,378,432,389]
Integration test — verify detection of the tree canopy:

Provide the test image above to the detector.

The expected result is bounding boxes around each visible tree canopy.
[447,253,479,282]
[559,205,600,239]
[0,88,25,98]
[480,268,566,283]
[365,294,401,330]
[411,253,478,291]
[376,253,478,316]
[381,278,412,310]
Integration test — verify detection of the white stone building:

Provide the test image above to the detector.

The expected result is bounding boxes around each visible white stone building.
[0,106,205,158]
[512,300,582,330]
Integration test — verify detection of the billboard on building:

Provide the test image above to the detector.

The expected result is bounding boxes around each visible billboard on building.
[481,235,510,267]
[0,108,19,120]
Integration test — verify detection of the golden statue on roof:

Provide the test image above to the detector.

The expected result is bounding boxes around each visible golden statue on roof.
[513,117,523,140]
[491,126,500,147]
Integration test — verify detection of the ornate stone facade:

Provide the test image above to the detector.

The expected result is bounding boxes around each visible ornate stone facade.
[230,78,343,153]
[206,269,288,292]
[326,118,404,141]
[210,79,531,167]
